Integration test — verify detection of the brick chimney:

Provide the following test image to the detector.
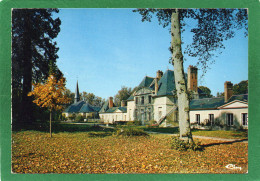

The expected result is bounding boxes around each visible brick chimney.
[121,100,126,107]
[154,70,163,95]
[154,77,159,95]
[224,81,233,102]
[187,65,198,92]
[109,97,113,108]
[156,70,163,80]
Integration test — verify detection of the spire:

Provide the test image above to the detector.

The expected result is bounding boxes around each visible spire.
[74,80,80,103]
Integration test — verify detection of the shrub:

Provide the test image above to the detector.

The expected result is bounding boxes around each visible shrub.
[68,114,76,121]
[146,124,159,128]
[170,136,203,151]
[75,115,84,122]
[115,127,149,137]
[126,120,142,126]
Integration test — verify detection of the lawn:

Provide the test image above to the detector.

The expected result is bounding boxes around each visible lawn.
[12,131,248,174]
[191,129,248,139]
[135,126,247,140]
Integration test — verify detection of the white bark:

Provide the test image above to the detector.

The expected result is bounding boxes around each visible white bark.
[171,9,193,141]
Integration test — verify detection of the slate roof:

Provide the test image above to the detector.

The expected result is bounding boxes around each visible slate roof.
[100,106,127,113]
[127,95,134,101]
[64,100,100,113]
[190,97,225,110]
[99,100,117,113]
[138,76,154,88]
[228,94,248,102]
[127,70,192,100]
[190,94,248,110]
[157,70,176,96]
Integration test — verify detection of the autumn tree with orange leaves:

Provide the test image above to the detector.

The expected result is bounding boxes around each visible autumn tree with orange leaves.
[28,74,71,137]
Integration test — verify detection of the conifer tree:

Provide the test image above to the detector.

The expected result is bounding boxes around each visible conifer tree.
[12,9,61,127]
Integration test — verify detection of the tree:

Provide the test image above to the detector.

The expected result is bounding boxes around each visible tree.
[28,74,71,137]
[64,88,75,104]
[198,86,213,98]
[114,86,132,106]
[81,92,106,107]
[12,9,61,127]
[216,92,224,97]
[233,80,248,95]
[134,9,247,141]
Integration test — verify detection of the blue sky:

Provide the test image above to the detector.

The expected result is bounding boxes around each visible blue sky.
[55,9,248,99]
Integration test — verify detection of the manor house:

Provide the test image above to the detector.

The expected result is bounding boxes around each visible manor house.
[99,66,207,125]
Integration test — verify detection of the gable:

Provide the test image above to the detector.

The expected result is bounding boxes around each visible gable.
[115,109,123,113]
[218,100,248,109]
[135,87,153,95]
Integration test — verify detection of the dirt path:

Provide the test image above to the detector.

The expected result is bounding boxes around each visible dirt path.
[147,131,248,143]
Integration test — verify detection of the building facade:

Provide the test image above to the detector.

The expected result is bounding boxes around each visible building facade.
[63,81,101,119]
[100,66,205,125]
[190,81,248,129]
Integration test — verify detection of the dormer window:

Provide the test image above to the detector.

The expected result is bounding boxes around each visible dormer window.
[135,97,138,104]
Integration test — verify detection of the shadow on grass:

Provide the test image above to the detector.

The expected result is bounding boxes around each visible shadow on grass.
[13,122,115,134]
[87,131,113,138]
[202,139,248,148]
[142,127,179,134]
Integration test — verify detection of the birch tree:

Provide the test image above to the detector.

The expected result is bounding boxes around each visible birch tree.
[134,9,248,141]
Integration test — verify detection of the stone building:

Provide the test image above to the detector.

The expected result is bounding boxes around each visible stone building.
[189,81,248,129]
[100,66,206,125]
[62,81,101,119]
[99,97,127,124]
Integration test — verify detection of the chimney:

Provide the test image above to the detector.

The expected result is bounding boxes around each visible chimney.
[224,81,233,102]
[187,65,198,92]
[156,70,163,80]
[109,97,113,108]
[121,100,126,107]
[154,77,158,95]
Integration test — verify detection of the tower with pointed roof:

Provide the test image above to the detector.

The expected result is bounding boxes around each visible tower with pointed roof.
[74,81,80,103]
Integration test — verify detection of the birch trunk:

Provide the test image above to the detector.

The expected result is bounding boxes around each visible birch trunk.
[171,9,193,142]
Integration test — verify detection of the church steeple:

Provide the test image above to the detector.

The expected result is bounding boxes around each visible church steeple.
[74,80,80,103]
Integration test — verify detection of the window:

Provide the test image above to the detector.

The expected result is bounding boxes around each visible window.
[135,97,138,104]
[148,96,152,104]
[242,113,248,126]
[135,109,138,119]
[196,114,200,124]
[148,108,151,120]
[227,113,233,126]
[209,114,214,125]
[141,96,144,105]
[141,109,145,121]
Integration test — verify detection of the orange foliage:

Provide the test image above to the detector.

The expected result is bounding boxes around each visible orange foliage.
[28,74,71,111]
[12,132,248,174]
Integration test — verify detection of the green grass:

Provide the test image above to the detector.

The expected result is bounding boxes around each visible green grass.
[14,122,247,139]
[191,129,248,139]
[132,126,179,134]
[13,122,115,133]
[136,126,247,139]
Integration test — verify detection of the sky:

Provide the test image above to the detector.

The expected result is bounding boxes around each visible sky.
[55,9,248,99]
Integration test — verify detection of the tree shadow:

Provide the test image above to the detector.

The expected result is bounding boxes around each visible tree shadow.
[202,139,248,148]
